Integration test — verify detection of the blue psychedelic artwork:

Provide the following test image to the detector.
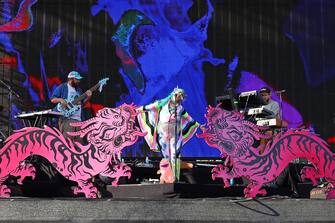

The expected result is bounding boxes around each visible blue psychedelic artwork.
[92,0,224,156]
[0,0,333,157]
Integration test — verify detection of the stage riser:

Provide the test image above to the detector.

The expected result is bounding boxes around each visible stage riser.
[107,183,313,199]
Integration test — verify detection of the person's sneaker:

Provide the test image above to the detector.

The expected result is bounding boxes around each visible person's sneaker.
[290,190,300,198]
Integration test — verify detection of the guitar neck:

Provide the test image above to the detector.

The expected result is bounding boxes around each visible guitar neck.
[72,82,100,104]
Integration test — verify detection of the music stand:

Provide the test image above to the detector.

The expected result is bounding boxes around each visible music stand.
[238,90,263,111]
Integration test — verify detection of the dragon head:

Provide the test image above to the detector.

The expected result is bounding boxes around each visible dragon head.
[69,104,146,156]
[197,106,270,158]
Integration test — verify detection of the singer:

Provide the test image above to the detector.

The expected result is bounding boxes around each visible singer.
[137,87,200,183]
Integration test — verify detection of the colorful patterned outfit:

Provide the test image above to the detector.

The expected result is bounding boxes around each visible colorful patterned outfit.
[137,91,199,181]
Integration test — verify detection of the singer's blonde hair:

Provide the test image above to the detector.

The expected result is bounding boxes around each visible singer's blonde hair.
[172,87,186,99]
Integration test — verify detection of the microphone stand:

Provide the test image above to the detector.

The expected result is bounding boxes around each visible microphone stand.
[174,95,179,183]
[276,90,285,133]
[0,79,20,136]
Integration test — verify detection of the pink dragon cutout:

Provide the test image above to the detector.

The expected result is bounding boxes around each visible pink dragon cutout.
[197,106,335,199]
[0,104,146,198]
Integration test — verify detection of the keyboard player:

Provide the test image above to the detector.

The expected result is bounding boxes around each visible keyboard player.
[257,86,288,128]
[259,87,279,118]
[258,87,281,154]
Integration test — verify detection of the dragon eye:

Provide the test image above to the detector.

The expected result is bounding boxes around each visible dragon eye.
[227,129,242,141]
[114,136,123,146]
[102,129,116,140]
[219,141,234,153]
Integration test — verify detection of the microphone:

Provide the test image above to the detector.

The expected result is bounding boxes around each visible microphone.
[276,90,286,94]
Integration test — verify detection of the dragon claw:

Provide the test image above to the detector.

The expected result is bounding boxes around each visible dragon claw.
[0,185,11,198]
[243,184,266,198]
[100,163,132,186]
[11,163,36,185]
[73,187,79,195]
[88,193,97,198]
[258,189,267,196]
[243,187,250,194]
[73,182,99,198]
[126,173,131,179]
[300,166,319,186]
[211,164,232,187]
[111,180,118,187]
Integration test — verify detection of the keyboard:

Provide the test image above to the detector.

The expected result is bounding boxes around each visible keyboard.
[15,109,62,127]
[256,118,279,127]
[245,106,273,117]
[15,109,63,119]
[238,90,257,97]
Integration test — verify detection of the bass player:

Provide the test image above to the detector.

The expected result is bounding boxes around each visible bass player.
[50,71,92,139]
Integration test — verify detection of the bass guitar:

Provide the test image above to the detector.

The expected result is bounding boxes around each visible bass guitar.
[57,78,109,117]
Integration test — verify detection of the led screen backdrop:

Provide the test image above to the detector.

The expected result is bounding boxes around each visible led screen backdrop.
[0,0,334,157]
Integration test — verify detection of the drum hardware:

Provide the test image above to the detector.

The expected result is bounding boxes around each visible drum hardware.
[0,78,21,135]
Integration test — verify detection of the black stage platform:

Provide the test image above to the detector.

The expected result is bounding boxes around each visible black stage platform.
[106,182,312,199]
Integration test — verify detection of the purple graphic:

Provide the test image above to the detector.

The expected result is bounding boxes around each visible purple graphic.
[198,106,335,199]
[284,0,335,87]
[0,104,145,198]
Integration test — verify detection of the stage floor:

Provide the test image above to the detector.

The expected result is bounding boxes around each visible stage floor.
[1,163,332,222]
[0,197,334,222]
